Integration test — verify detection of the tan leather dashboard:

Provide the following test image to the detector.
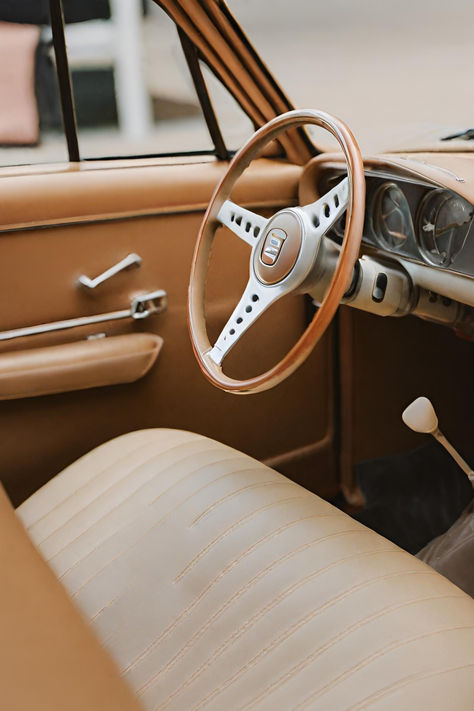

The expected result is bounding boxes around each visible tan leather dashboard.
[300,151,474,205]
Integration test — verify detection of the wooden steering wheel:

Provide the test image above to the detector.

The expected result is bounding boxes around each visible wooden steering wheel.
[188,109,365,394]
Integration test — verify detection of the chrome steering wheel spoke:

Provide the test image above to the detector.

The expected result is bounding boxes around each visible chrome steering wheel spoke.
[208,275,285,365]
[217,199,268,246]
[299,177,349,239]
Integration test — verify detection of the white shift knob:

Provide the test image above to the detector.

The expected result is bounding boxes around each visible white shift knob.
[402,396,438,434]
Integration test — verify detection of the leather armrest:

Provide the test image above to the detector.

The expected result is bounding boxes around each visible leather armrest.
[0,486,144,711]
[0,332,162,399]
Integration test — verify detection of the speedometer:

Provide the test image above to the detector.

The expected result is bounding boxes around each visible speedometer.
[371,182,414,250]
[416,189,473,267]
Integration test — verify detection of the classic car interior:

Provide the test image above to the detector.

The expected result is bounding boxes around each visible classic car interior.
[0,1,473,710]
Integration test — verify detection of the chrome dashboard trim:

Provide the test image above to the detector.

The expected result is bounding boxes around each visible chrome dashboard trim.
[362,243,474,282]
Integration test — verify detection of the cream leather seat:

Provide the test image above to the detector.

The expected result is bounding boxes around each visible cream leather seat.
[17,429,474,710]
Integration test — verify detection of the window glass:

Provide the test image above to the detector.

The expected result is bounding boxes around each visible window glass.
[70,2,212,159]
[200,62,254,152]
[229,0,474,153]
[0,4,68,167]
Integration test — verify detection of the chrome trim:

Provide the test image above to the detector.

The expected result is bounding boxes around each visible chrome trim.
[0,289,167,342]
[362,169,435,188]
[78,253,142,289]
[130,290,168,319]
[327,167,436,190]
[396,157,466,183]
[362,243,474,282]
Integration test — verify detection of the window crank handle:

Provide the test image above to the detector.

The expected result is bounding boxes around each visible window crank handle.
[77,253,142,290]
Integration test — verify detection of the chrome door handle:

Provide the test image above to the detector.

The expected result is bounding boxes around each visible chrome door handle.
[131,290,168,319]
[78,253,142,289]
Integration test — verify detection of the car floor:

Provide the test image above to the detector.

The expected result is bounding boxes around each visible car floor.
[351,440,473,555]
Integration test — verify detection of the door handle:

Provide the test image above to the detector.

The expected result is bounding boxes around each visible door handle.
[78,253,142,289]
[0,289,167,342]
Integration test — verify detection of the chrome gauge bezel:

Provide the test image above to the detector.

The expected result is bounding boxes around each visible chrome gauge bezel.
[368,181,415,253]
[415,188,473,268]
[322,169,474,280]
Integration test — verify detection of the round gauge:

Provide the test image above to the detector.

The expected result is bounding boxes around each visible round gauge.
[371,182,414,250]
[416,189,473,267]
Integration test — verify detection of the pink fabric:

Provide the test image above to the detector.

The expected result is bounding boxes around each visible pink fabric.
[0,22,40,145]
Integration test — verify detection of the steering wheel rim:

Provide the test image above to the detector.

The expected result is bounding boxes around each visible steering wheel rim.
[188,109,365,394]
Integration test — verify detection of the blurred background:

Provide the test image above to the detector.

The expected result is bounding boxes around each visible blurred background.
[0,0,473,167]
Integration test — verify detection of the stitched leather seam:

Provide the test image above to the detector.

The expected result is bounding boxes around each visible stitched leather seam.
[345,662,474,711]
[190,479,298,527]
[67,458,265,594]
[57,459,258,579]
[174,492,310,582]
[291,624,474,711]
[187,585,455,711]
[22,432,198,529]
[136,538,394,696]
[38,439,217,549]
[52,452,243,565]
[124,511,342,675]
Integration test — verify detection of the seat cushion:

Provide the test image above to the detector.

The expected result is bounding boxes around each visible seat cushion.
[18,429,474,711]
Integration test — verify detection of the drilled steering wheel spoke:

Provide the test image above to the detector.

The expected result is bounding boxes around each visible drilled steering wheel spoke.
[300,177,349,238]
[208,277,283,365]
[217,200,268,246]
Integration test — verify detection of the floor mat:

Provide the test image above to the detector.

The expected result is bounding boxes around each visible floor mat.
[352,440,474,554]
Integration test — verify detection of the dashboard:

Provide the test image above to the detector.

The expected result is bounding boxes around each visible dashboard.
[326,171,474,280]
[299,153,474,335]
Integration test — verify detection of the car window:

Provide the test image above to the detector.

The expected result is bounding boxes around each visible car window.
[0,2,219,166]
[0,4,68,167]
[229,0,474,153]
[200,62,254,151]
[72,3,213,159]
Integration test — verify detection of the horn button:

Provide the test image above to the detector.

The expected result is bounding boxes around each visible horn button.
[255,211,302,285]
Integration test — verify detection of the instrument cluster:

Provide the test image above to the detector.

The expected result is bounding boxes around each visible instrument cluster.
[363,176,474,276]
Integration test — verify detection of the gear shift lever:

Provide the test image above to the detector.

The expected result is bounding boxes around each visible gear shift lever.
[402,397,474,485]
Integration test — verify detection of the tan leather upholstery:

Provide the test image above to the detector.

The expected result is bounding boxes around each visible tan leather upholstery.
[0,333,162,400]
[0,486,143,711]
[18,429,474,710]
[0,157,338,510]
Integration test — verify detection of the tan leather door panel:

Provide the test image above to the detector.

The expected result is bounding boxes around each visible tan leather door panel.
[0,157,337,504]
